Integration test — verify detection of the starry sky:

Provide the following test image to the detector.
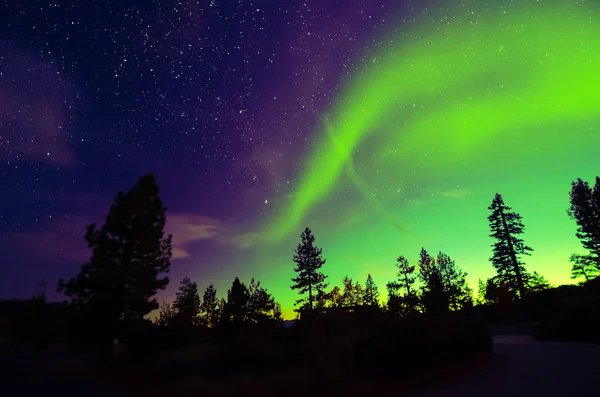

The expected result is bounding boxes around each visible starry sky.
[1,0,599,318]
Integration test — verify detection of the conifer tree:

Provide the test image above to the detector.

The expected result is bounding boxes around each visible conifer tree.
[273,302,283,326]
[421,268,449,314]
[340,276,363,306]
[155,301,175,327]
[326,285,343,308]
[417,248,436,285]
[224,277,250,323]
[568,178,600,279]
[247,278,275,323]
[569,254,599,282]
[363,274,380,307]
[173,276,201,327]
[290,227,328,312]
[436,252,472,310]
[387,255,418,314]
[488,193,532,298]
[58,173,172,355]
[200,284,220,327]
[526,271,552,292]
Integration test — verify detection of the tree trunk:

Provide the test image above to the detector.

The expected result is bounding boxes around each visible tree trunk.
[499,207,526,298]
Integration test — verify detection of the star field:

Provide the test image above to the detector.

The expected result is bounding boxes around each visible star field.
[2,0,599,317]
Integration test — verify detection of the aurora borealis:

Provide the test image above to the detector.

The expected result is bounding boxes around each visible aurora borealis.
[2,0,600,318]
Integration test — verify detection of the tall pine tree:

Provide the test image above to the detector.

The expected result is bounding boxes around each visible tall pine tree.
[340,276,363,306]
[247,278,275,323]
[363,274,380,307]
[568,177,600,280]
[224,277,250,324]
[488,193,532,298]
[200,284,220,327]
[387,255,418,314]
[417,248,436,286]
[290,227,328,313]
[436,252,472,310]
[569,254,599,282]
[58,173,172,354]
[173,276,201,327]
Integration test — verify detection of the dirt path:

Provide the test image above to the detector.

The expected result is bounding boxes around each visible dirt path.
[390,335,600,397]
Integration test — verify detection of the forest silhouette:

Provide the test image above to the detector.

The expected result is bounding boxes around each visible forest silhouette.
[1,174,600,396]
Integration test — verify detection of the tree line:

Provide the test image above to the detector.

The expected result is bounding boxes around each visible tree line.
[55,173,600,350]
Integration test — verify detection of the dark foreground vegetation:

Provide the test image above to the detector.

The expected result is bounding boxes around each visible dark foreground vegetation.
[2,174,600,395]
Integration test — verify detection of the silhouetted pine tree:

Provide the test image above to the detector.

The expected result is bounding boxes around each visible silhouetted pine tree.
[273,302,283,326]
[290,227,328,313]
[569,254,599,282]
[421,268,449,314]
[436,252,472,310]
[387,255,418,314]
[200,284,220,327]
[488,193,532,298]
[154,301,176,327]
[363,274,380,307]
[476,279,487,305]
[57,173,172,356]
[568,178,600,279]
[417,248,436,285]
[340,276,363,306]
[247,278,275,323]
[173,276,201,327]
[326,285,343,308]
[224,277,250,323]
[526,271,552,292]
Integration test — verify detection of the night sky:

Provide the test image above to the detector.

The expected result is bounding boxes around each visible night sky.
[2,0,600,317]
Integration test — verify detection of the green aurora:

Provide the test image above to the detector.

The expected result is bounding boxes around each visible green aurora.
[237,0,600,318]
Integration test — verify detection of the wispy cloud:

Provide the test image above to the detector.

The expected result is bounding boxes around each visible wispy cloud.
[166,214,224,259]
[166,214,262,259]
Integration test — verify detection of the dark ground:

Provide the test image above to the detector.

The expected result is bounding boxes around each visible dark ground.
[384,335,600,397]
[1,333,599,397]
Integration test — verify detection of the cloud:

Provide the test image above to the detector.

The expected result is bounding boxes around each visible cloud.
[4,210,258,268]
[166,214,265,258]
[0,48,77,165]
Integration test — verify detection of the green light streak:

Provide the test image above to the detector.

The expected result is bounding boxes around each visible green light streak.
[264,0,600,241]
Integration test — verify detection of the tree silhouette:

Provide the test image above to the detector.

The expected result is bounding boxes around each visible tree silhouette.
[436,252,472,310]
[247,278,275,323]
[273,302,283,326]
[483,277,516,305]
[290,227,328,313]
[526,271,552,292]
[363,274,380,307]
[476,279,487,305]
[569,254,599,282]
[387,255,418,314]
[200,284,220,327]
[417,248,436,286]
[57,173,172,356]
[488,193,532,298]
[224,277,250,323]
[155,301,175,327]
[173,276,201,327]
[568,178,600,277]
[341,276,363,306]
[421,267,449,314]
[326,285,343,308]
